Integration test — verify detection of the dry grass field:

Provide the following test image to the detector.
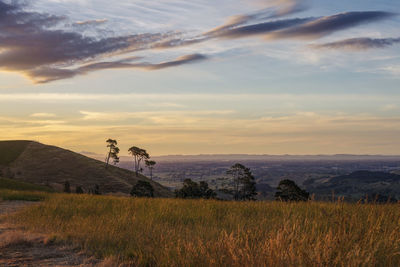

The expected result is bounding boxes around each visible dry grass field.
[3,192,400,267]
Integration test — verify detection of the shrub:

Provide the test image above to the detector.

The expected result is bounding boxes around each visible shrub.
[175,179,216,199]
[275,179,309,201]
[75,186,84,194]
[130,181,154,197]
[63,181,71,193]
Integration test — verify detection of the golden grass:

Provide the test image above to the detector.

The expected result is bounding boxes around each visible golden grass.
[7,194,400,267]
[0,229,41,248]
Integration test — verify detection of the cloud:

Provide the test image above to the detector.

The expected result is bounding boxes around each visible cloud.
[0,0,205,83]
[268,11,394,39]
[73,19,108,26]
[0,0,396,83]
[311,37,400,50]
[3,110,400,155]
[29,54,207,83]
[381,104,398,111]
[207,0,308,36]
[211,18,312,39]
[381,65,400,76]
[156,11,394,49]
[30,113,56,118]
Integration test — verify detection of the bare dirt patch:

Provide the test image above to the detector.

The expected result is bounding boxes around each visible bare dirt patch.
[0,201,105,267]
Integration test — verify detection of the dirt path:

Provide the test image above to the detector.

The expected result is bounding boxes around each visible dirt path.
[0,201,105,267]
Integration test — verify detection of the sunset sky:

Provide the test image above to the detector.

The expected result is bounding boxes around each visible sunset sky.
[1,0,399,156]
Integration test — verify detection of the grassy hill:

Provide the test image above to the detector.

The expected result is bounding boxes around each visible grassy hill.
[0,141,172,197]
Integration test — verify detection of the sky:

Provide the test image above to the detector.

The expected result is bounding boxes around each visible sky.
[0,0,400,156]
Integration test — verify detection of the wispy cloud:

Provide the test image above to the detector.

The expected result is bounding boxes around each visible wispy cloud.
[0,0,396,83]
[29,54,207,83]
[30,113,56,118]
[2,111,400,154]
[267,11,394,40]
[73,19,108,26]
[311,37,400,50]
[0,1,206,83]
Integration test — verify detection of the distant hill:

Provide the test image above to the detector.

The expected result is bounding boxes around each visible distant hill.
[81,152,400,163]
[0,141,172,197]
[306,170,400,201]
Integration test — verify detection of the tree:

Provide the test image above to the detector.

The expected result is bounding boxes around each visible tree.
[76,186,84,194]
[63,181,71,193]
[130,180,154,197]
[226,163,257,200]
[175,179,216,199]
[89,184,101,195]
[275,179,309,201]
[199,181,217,199]
[105,139,120,168]
[145,160,156,180]
[128,146,149,175]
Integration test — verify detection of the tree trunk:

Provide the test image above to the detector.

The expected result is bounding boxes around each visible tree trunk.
[105,147,112,169]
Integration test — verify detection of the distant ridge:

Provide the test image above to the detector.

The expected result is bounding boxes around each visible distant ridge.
[81,152,400,163]
[0,140,172,197]
[142,154,400,162]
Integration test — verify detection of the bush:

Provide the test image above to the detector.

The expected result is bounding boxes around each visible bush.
[175,179,216,199]
[63,181,71,193]
[88,184,101,195]
[76,186,84,194]
[130,181,154,197]
[275,179,309,201]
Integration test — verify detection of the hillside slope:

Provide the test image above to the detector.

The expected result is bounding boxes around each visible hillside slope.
[0,141,172,197]
[306,171,400,200]
[0,140,31,165]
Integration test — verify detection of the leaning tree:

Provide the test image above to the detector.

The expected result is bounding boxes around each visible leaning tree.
[105,138,120,168]
[128,146,150,176]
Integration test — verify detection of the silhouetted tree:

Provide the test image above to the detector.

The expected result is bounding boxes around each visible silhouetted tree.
[75,186,84,194]
[94,184,100,195]
[105,139,120,168]
[128,146,150,176]
[175,179,216,199]
[63,181,71,193]
[227,163,257,200]
[130,180,154,197]
[145,160,156,180]
[199,181,217,199]
[275,179,309,201]
[89,184,101,195]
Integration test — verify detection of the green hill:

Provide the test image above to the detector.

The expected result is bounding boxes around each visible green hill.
[0,140,172,197]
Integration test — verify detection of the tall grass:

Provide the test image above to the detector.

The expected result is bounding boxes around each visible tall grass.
[8,194,400,266]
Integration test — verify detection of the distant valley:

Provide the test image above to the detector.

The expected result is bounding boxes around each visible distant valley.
[106,154,400,201]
